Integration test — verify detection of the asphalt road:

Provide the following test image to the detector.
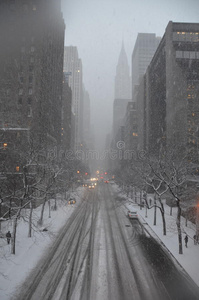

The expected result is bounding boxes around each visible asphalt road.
[14,183,199,300]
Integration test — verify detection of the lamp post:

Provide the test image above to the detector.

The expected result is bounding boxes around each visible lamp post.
[0,197,3,231]
[144,192,148,218]
[196,202,199,240]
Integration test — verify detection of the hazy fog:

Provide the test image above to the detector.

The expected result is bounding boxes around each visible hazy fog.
[61,0,199,149]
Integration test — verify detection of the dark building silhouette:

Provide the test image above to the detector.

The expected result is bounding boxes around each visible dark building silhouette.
[115,42,131,99]
[0,0,65,154]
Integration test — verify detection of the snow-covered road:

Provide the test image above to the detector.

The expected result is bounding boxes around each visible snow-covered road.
[13,184,199,300]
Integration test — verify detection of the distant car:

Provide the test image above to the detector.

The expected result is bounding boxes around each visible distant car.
[128,210,138,219]
[89,184,95,189]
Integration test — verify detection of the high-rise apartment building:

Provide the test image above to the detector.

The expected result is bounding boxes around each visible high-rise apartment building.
[0,0,65,152]
[131,33,161,99]
[63,46,83,150]
[114,43,131,99]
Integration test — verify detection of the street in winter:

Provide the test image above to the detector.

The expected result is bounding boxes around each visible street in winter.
[1,0,199,299]
[1,183,199,300]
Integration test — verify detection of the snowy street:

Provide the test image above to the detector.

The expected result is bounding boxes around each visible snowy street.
[11,183,199,300]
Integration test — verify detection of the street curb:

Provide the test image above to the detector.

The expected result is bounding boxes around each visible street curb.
[137,213,199,288]
[121,198,199,289]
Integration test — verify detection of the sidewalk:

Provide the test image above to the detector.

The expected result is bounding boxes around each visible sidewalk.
[115,186,199,287]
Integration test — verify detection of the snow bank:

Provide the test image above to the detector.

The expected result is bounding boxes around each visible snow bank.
[0,187,84,300]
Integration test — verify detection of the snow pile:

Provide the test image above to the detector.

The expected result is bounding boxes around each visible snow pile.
[0,187,84,300]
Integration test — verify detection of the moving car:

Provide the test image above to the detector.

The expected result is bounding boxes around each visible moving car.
[127,210,138,219]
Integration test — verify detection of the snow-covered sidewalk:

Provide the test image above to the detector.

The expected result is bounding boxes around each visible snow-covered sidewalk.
[0,187,84,300]
[114,184,199,288]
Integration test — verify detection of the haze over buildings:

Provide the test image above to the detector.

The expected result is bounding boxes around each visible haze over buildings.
[61,0,199,149]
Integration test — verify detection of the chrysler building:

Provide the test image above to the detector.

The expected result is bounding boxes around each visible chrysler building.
[114,42,131,99]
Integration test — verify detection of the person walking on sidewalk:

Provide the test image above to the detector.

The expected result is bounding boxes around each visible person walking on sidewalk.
[184,234,188,248]
[6,231,11,244]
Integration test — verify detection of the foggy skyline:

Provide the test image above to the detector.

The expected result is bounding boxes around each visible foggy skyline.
[61,0,199,149]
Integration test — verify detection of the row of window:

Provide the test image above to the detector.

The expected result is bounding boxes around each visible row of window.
[21,46,35,53]
[173,32,199,42]
[19,75,33,84]
[19,88,33,96]
[187,94,196,99]
[18,98,32,105]
[9,2,37,12]
[176,51,199,59]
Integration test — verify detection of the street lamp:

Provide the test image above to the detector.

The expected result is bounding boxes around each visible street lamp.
[196,202,199,239]
[0,197,3,231]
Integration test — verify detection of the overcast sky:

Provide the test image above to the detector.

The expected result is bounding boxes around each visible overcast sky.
[61,0,199,148]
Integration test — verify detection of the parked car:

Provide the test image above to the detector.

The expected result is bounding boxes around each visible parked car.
[127,210,138,219]
[68,199,76,204]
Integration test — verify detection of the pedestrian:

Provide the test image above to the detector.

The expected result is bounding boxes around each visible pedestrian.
[184,234,188,248]
[193,234,197,245]
[6,231,11,244]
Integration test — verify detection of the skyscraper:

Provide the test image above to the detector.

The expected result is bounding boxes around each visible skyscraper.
[82,87,91,148]
[131,33,161,99]
[114,42,131,99]
[136,22,199,163]
[0,0,65,151]
[63,46,83,150]
[113,43,131,139]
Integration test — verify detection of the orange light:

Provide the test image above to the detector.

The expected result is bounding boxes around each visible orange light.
[3,143,7,149]
[77,170,80,174]
[16,166,20,172]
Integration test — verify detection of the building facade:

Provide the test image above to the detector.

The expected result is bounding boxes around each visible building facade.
[63,46,83,151]
[112,99,130,139]
[62,72,72,151]
[0,0,65,153]
[131,33,161,100]
[136,22,199,162]
[82,87,91,148]
[123,101,138,153]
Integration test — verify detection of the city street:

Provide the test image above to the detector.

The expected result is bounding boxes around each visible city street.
[14,184,199,300]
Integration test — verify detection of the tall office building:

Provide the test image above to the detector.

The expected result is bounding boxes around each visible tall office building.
[62,73,72,151]
[0,0,65,152]
[82,87,91,148]
[131,33,161,99]
[114,42,131,99]
[112,99,130,138]
[63,46,83,150]
[136,22,199,162]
